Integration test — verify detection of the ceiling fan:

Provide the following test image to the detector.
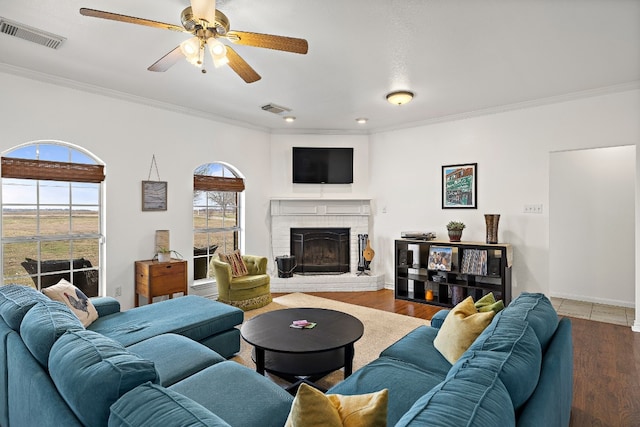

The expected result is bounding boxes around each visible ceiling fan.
[79,0,308,83]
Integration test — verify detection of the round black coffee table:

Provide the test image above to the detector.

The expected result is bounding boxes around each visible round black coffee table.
[240,308,364,393]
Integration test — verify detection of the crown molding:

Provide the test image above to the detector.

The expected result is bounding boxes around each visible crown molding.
[2,63,637,136]
[372,81,640,134]
[0,63,269,133]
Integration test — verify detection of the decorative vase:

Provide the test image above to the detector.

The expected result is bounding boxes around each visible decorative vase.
[447,229,463,242]
[484,214,500,244]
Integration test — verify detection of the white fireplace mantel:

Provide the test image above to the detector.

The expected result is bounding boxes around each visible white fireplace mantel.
[269,197,383,291]
[270,198,371,216]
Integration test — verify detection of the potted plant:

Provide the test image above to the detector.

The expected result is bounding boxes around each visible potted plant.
[446,221,466,242]
[156,248,182,263]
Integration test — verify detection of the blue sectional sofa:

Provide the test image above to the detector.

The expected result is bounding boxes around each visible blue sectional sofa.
[1,283,571,426]
[0,284,293,427]
[328,292,573,426]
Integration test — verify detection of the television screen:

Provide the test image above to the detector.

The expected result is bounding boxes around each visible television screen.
[292,147,354,184]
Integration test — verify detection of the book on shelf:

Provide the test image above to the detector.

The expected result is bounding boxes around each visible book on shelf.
[461,249,488,275]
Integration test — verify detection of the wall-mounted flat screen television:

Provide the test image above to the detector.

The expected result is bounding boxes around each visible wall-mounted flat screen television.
[292,147,354,184]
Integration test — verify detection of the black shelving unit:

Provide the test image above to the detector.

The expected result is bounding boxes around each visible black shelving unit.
[394,239,512,307]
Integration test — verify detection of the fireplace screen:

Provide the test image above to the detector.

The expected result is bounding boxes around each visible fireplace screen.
[290,228,350,274]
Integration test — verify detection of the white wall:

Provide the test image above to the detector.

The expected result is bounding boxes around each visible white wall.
[368,90,640,304]
[550,146,635,306]
[0,72,272,309]
[2,70,638,321]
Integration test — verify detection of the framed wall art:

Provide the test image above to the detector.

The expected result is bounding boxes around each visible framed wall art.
[442,163,477,209]
[142,181,168,211]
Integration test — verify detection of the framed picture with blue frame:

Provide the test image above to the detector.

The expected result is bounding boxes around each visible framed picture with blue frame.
[442,163,477,209]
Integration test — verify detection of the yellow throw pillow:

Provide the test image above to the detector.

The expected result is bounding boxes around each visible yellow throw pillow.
[42,279,98,327]
[285,383,388,427]
[433,296,495,364]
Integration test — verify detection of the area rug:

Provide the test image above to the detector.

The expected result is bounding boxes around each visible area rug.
[231,293,429,390]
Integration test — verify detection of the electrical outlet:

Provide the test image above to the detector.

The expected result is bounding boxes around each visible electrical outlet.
[523,204,543,214]
[115,286,122,297]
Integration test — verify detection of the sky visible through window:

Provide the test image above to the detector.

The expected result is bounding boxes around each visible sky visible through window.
[3,144,99,210]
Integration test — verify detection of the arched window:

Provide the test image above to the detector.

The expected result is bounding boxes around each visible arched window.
[193,163,244,281]
[1,142,104,297]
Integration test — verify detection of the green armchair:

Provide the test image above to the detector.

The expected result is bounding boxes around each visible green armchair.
[212,255,272,311]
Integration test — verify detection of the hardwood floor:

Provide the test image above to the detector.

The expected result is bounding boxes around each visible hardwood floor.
[274,289,640,426]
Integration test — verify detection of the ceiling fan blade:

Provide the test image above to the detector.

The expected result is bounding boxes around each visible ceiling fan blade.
[190,0,216,25]
[225,31,308,54]
[225,46,261,83]
[79,8,187,33]
[148,46,185,72]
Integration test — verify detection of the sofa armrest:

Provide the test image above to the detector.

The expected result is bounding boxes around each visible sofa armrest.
[430,310,450,329]
[90,297,120,317]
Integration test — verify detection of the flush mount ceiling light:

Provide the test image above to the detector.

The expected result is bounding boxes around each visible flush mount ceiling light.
[283,116,296,122]
[386,91,414,105]
[355,118,368,124]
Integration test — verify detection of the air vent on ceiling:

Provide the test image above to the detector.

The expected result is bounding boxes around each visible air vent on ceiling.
[261,103,291,115]
[0,17,65,49]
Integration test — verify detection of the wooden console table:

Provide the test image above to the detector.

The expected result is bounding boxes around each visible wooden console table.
[134,259,187,307]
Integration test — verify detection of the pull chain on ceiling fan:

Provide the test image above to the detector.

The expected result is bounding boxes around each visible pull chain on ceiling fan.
[79,0,308,83]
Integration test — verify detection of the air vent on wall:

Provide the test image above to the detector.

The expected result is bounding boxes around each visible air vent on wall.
[261,103,291,115]
[0,17,65,49]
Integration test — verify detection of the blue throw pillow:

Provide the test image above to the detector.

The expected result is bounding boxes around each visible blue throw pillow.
[0,284,50,330]
[109,382,231,427]
[49,330,159,427]
[20,300,84,367]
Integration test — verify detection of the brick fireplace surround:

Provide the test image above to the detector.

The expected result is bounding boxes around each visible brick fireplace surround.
[270,199,384,292]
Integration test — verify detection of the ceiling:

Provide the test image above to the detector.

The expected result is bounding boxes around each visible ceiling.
[1,0,639,133]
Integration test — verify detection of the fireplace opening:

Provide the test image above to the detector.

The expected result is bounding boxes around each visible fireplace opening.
[290,228,350,275]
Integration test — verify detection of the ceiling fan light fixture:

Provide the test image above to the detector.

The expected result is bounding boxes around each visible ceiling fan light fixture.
[207,37,228,67]
[386,90,414,105]
[180,36,200,57]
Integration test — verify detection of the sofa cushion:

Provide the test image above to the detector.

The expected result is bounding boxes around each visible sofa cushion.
[379,325,452,377]
[466,316,542,409]
[327,357,446,426]
[0,284,49,331]
[433,297,495,364]
[109,382,231,427]
[49,330,159,427]
[128,334,225,386]
[20,300,84,367]
[501,292,558,351]
[42,279,99,327]
[228,273,271,290]
[395,363,515,426]
[285,382,388,427]
[88,295,243,348]
[218,250,248,277]
[170,361,294,427]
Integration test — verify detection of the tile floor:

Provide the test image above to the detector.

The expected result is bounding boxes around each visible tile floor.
[551,297,636,327]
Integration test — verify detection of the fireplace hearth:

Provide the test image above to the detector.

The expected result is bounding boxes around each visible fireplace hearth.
[290,228,350,275]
